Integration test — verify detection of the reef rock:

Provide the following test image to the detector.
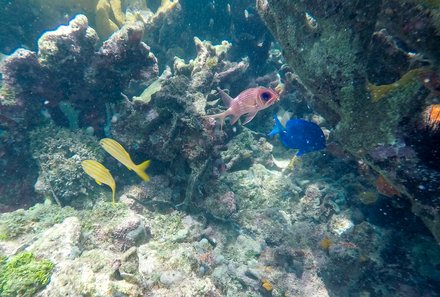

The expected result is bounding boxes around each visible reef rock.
[257,0,440,243]
[2,14,158,132]
[30,124,105,206]
[111,37,250,209]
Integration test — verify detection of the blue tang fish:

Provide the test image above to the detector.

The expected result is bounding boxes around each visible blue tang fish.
[268,115,326,156]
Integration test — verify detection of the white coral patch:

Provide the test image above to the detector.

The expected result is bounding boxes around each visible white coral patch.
[329,214,354,236]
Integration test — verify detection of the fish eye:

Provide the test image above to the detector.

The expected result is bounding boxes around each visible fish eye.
[261,91,272,102]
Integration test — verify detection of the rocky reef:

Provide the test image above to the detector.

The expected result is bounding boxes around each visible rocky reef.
[0,151,439,296]
[0,1,439,296]
[0,14,158,206]
[257,0,440,243]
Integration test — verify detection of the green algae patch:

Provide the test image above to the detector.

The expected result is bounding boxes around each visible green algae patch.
[0,252,54,297]
[0,203,77,240]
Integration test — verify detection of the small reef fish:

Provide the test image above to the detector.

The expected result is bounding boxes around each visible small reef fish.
[206,87,279,126]
[269,115,326,156]
[81,160,116,205]
[99,138,150,181]
[424,103,440,131]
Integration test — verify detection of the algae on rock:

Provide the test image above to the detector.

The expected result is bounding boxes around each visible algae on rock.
[0,252,54,297]
[30,124,105,206]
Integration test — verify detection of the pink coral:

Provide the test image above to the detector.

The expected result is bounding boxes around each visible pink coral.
[219,191,237,214]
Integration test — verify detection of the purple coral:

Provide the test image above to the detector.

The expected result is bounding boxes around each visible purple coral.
[369,143,416,162]
[219,191,237,215]
[86,21,159,98]
[2,14,158,131]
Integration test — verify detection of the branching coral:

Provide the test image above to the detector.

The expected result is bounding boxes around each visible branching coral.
[95,0,126,39]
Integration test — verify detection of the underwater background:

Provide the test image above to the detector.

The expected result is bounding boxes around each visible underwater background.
[0,0,440,296]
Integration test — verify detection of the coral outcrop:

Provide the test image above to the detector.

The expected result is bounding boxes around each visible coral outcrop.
[30,125,105,207]
[0,14,158,206]
[257,0,440,243]
[2,14,158,132]
[111,37,250,208]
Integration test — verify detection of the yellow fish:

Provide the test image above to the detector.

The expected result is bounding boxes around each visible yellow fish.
[99,138,150,181]
[81,160,116,205]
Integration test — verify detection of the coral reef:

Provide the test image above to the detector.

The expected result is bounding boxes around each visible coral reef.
[30,124,105,206]
[2,14,158,132]
[0,1,439,296]
[256,0,440,243]
[0,14,158,206]
[0,152,439,296]
[111,37,250,208]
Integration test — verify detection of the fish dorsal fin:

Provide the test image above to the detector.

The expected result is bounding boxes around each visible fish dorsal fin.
[217,88,233,107]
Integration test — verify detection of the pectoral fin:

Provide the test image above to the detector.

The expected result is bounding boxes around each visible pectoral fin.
[296,150,305,156]
[242,112,257,125]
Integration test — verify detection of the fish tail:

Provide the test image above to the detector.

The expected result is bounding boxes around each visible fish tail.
[136,160,151,181]
[268,114,285,136]
[203,110,231,127]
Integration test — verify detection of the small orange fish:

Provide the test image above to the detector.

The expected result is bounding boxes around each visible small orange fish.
[423,104,440,131]
[205,87,279,126]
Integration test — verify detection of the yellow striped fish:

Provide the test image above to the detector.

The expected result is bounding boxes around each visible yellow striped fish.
[81,160,116,205]
[99,138,150,181]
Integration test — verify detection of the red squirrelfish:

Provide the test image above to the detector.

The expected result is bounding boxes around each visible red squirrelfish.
[206,87,279,125]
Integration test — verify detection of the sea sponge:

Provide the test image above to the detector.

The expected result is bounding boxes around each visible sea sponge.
[358,191,379,205]
[368,68,430,102]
